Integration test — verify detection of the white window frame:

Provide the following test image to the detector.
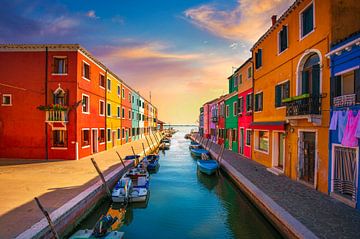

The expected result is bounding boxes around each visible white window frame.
[99,128,106,145]
[117,128,121,140]
[107,78,111,92]
[277,24,289,55]
[117,106,121,118]
[246,129,252,146]
[2,94,12,106]
[82,94,90,114]
[275,79,290,109]
[52,56,68,75]
[81,128,91,148]
[122,127,125,139]
[117,85,120,97]
[238,96,243,116]
[99,73,105,89]
[82,61,90,81]
[99,100,105,116]
[246,92,253,113]
[122,88,125,99]
[254,91,263,113]
[107,128,112,142]
[107,103,111,117]
[254,129,270,154]
[299,1,315,41]
[122,107,125,119]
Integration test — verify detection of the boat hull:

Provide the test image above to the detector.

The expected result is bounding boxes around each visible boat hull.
[197,160,219,175]
[70,229,124,239]
[190,148,209,158]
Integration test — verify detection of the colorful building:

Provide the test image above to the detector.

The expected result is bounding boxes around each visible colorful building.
[203,101,211,138]
[131,91,140,141]
[106,71,122,149]
[224,93,238,152]
[0,44,158,160]
[327,33,360,209]
[199,107,204,136]
[121,83,132,144]
[217,96,226,145]
[236,58,253,159]
[209,99,219,143]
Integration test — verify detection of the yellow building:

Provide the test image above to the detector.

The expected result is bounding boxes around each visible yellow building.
[251,0,358,193]
[106,70,122,149]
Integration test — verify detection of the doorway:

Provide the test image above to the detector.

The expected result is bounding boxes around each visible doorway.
[272,132,285,171]
[92,129,98,154]
[239,128,244,155]
[299,131,316,185]
[126,129,129,143]
[112,131,116,147]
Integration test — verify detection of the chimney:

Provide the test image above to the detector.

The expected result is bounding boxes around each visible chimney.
[271,15,277,26]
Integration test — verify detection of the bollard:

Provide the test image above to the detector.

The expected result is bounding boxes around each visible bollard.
[131,146,138,165]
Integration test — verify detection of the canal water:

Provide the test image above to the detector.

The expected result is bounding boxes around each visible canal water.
[75,126,281,239]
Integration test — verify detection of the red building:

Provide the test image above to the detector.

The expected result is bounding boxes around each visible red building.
[121,83,132,144]
[217,95,226,145]
[0,44,106,160]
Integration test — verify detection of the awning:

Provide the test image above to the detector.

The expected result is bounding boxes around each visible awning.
[250,121,285,130]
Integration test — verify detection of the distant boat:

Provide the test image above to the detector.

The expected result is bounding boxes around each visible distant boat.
[190,147,209,157]
[144,154,160,171]
[197,159,219,175]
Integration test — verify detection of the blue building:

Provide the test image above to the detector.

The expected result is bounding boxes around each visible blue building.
[328,32,360,209]
[131,91,140,141]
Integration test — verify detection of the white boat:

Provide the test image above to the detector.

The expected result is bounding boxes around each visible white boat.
[112,177,149,203]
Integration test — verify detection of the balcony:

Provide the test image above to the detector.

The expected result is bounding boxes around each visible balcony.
[283,94,322,125]
[333,94,356,107]
[46,110,68,122]
[211,116,218,122]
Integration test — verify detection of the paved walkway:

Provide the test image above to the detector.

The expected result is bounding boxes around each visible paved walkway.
[0,133,162,238]
[195,136,360,239]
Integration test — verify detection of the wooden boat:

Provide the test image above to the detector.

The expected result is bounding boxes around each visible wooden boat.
[160,139,170,150]
[197,159,219,175]
[144,154,160,171]
[190,148,209,158]
[112,178,148,203]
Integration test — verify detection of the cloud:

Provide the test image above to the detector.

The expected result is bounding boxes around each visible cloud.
[229,42,238,49]
[184,0,293,43]
[86,10,98,19]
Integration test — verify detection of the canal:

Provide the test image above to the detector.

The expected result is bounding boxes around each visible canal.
[75,126,282,239]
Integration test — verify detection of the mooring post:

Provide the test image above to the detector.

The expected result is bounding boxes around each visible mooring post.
[115,151,126,168]
[149,135,155,149]
[153,133,159,143]
[34,197,59,239]
[91,158,112,199]
[145,136,153,152]
[131,146,138,165]
[208,140,213,152]
[142,143,147,156]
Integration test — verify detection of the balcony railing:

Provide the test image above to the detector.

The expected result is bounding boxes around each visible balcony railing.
[283,94,322,117]
[46,110,68,122]
[211,116,218,122]
[333,94,356,107]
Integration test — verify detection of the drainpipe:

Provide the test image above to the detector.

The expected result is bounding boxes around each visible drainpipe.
[45,47,49,161]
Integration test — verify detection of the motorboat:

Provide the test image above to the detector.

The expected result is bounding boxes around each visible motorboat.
[112,178,148,203]
[197,159,219,175]
[144,154,160,171]
[190,147,209,158]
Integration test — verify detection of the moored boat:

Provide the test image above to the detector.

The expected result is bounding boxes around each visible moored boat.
[145,154,160,171]
[190,148,209,157]
[124,155,141,161]
[70,230,124,239]
[112,177,149,203]
[197,159,219,175]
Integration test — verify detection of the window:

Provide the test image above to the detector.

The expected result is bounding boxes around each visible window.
[255,92,263,112]
[122,88,125,99]
[107,129,111,142]
[99,74,105,88]
[226,105,229,118]
[122,107,125,118]
[132,96,134,103]
[81,129,90,147]
[247,67,252,79]
[82,94,89,113]
[129,110,131,119]
[234,75,238,87]
[82,62,90,80]
[246,93,253,112]
[117,106,120,118]
[255,49,262,69]
[99,129,105,143]
[117,128,120,140]
[238,97,243,115]
[142,114,145,121]
[53,57,67,74]
[278,25,288,53]
[53,88,67,105]
[122,128,125,139]
[107,103,111,117]
[117,85,120,96]
[107,79,111,91]
[300,53,320,96]
[2,94,12,106]
[132,111,134,119]
[246,130,252,146]
[301,3,314,38]
[275,81,290,107]
[129,93,131,102]
[52,130,67,147]
[239,74,243,85]
[232,129,237,141]
[99,100,105,116]
[255,130,269,152]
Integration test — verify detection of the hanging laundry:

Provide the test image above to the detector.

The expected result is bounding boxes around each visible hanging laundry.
[329,111,348,142]
[356,118,360,138]
[342,110,360,147]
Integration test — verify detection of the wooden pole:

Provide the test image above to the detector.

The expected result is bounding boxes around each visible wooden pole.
[217,145,225,162]
[149,135,155,149]
[34,197,59,239]
[152,132,158,143]
[145,136,153,151]
[131,146,136,156]
[90,158,111,199]
[115,151,126,168]
[142,143,147,156]
[131,146,138,165]
[208,140,213,152]
[154,133,159,143]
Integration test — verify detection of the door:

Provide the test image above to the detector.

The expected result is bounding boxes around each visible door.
[300,132,316,184]
[126,129,129,143]
[92,129,98,154]
[278,133,285,169]
[239,129,244,155]
[228,129,232,150]
[112,131,116,147]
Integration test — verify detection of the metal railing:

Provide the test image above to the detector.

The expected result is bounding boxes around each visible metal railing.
[46,110,68,122]
[333,94,356,107]
[285,95,322,117]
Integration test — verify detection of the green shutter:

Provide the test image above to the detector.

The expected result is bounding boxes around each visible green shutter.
[275,85,281,107]
[312,65,320,96]
[302,71,309,94]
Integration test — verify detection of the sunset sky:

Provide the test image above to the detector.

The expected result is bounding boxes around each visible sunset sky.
[0,0,293,124]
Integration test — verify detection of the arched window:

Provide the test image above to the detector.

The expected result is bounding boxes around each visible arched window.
[53,85,67,105]
[300,53,320,96]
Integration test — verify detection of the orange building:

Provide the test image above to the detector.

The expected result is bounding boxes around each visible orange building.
[251,0,358,193]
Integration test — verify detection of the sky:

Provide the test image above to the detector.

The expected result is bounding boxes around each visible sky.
[0,0,293,124]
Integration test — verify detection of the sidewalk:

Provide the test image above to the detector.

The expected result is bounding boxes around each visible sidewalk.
[193,135,360,239]
[0,133,162,238]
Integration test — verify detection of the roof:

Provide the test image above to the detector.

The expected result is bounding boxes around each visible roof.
[251,0,302,51]
[227,57,253,79]
[0,44,155,107]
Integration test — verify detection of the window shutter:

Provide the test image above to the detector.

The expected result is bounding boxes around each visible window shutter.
[258,49,262,67]
[255,94,259,111]
[255,52,259,69]
[302,71,309,94]
[311,65,320,97]
[275,85,281,107]
[355,69,360,103]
